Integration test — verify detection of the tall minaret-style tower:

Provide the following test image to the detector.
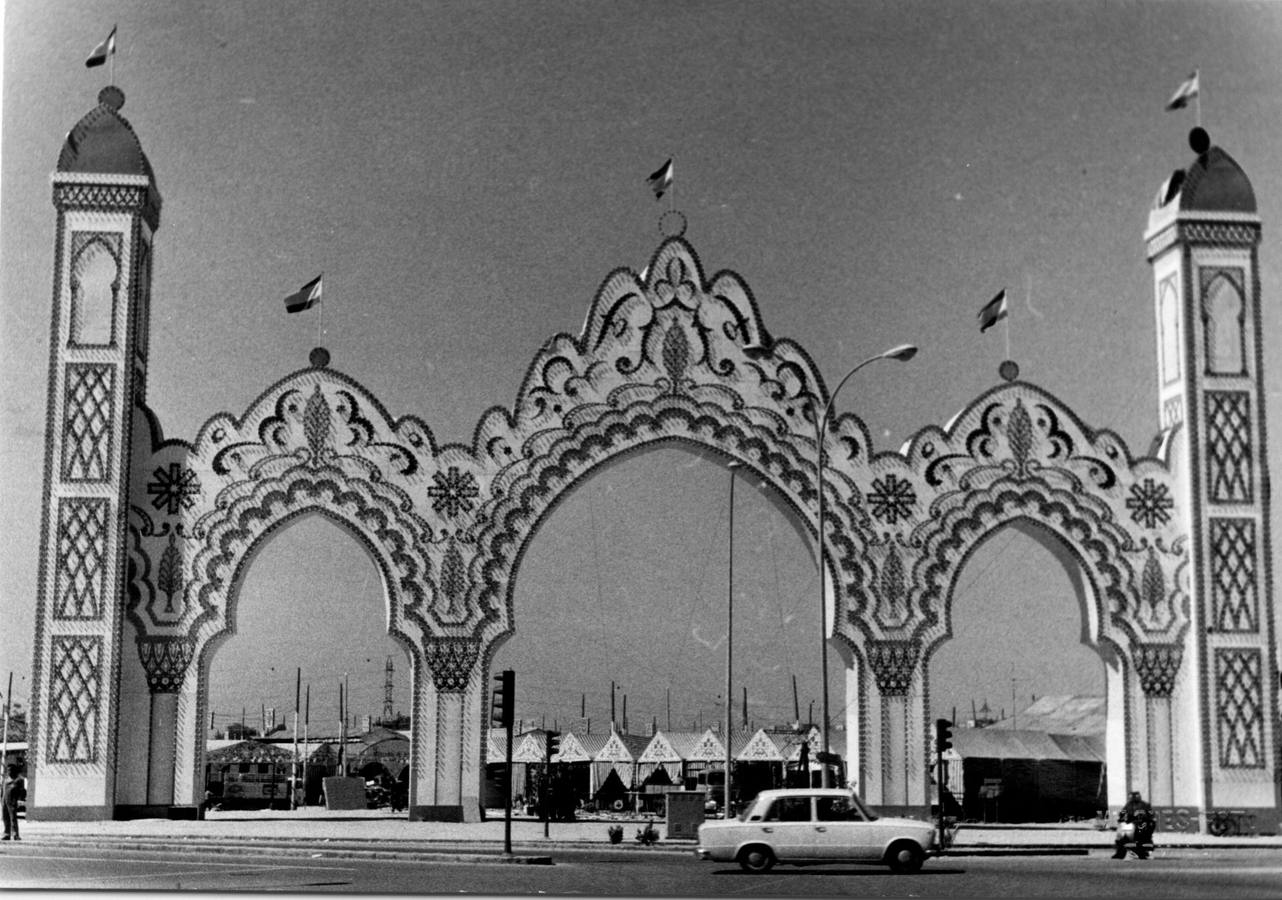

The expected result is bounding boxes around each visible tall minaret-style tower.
[28,87,160,818]
[1145,127,1277,819]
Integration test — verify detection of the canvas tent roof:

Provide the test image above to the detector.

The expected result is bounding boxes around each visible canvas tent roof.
[950,728,1103,763]
[987,696,1105,736]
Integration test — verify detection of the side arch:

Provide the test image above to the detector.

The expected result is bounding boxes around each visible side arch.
[166,465,444,809]
[911,477,1136,658]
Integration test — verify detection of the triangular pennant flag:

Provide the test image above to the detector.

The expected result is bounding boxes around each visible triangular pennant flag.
[1165,70,1199,111]
[85,25,117,68]
[647,158,673,200]
[978,289,1008,333]
[284,275,323,313]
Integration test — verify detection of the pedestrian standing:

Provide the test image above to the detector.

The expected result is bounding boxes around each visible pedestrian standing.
[2,764,25,840]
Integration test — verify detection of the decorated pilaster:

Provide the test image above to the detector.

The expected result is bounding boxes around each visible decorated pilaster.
[417,639,484,822]
[1146,127,1277,822]
[28,87,161,818]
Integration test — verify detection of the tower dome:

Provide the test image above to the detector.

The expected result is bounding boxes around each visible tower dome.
[1152,128,1255,213]
[56,86,157,186]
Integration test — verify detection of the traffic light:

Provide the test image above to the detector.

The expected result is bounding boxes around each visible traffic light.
[935,718,954,754]
[491,669,514,729]
[546,731,560,763]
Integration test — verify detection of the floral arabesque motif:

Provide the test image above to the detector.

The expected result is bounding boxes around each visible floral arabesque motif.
[147,462,200,515]
[868,473,917,524]
[428,466,480,519]
[1126,478,1175,529]
[653,255,697,311]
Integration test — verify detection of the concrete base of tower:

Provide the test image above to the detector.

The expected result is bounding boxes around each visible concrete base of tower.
[25,804,114,821]
[109,803,204,820]
[409,802,482,823]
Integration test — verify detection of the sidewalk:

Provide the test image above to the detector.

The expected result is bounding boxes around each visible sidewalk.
[12,808,1282,852]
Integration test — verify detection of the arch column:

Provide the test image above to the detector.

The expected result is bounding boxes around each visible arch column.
[863,640,926,814]
[138,637,191,807]
[410,638,485,822]
[1132,644,1183,808]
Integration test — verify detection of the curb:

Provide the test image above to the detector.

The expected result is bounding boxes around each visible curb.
[11,831,1280,858]
[7,835,557,865]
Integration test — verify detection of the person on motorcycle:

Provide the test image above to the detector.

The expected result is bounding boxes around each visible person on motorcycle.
[1112,790,1155,859]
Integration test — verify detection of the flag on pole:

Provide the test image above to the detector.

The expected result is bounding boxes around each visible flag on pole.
[1165,70,1199,111]
[85,25,117,68]
[647,158,673,199]
[284,275,323,313]
[978,289,1008,333]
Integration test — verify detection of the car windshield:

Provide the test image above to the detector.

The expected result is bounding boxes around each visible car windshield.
[849,791,877,821]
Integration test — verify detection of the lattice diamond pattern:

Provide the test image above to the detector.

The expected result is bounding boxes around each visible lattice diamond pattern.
[1205,391,1251,503]
[60,364,115,482]
[47,635,102,763]
[1215,648,1264,768]
[54,498,107,619]
[1211,519,1257,632]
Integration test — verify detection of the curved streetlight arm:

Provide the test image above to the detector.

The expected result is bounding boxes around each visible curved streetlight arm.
[817,344,919,439]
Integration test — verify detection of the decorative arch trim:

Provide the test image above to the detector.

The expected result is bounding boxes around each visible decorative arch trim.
[179,467,436,671]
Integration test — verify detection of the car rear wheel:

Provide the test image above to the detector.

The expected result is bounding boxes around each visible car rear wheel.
[886,841,924,874]
[737,845,776,873]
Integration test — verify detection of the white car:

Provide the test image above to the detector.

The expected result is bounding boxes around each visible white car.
[694,787,936,873]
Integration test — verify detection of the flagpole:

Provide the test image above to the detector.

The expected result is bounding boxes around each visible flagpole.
[1195,69,1202,129]
[1004,308,1011,361]
[317,273,324,346]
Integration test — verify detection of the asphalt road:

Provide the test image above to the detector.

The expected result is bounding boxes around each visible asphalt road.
[2,843,1281,897]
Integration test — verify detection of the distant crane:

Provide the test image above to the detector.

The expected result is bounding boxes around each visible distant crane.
[383,656,394,724]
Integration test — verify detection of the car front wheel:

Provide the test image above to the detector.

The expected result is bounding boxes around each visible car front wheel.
[737,845,776,873]
[886,840,925,874]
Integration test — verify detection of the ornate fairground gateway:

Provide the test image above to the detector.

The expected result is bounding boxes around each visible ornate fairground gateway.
[27,87,1278,830]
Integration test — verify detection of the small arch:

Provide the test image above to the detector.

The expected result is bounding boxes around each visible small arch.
[197,508,416,674]
[185,474,434,673]
[70,235,119,346]
[1202,271,1246,376]
[910,479,1136,658]
[1158,278,1181,386]
[925,517,1105,662]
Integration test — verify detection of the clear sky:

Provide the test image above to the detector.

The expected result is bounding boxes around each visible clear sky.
[3,1,1280,739]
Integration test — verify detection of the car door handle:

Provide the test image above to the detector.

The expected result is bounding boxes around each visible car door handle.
[815,826,827,832]
[761,827,773,833]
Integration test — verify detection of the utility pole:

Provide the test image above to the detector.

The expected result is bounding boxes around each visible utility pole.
[1011,677,1018,730]
[1,672,12,769]
[292,668,300,810]
[383,656,394,724]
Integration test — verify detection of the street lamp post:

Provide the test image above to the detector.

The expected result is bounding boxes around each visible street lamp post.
[724,461,740,817]
[814,344,917,788]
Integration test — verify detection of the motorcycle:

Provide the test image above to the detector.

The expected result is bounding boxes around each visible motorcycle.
[1112,816,1155,859]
